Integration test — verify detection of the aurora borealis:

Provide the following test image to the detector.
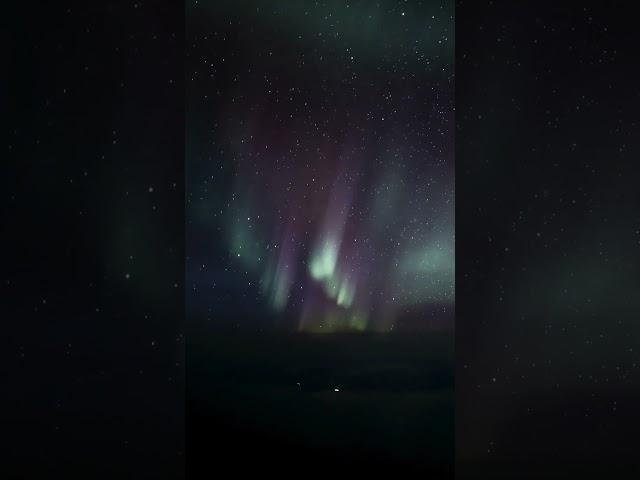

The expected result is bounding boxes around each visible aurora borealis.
[187,0,454,332]
[9,1,640,476]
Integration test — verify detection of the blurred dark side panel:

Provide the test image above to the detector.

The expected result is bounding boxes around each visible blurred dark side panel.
[456,1,640,477]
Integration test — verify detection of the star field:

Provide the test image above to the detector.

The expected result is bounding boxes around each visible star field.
[187,0,454,332]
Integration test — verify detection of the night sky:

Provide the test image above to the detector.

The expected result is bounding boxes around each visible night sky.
[186,1,455,475]
[7,1,640,478]
[187,0,454,333]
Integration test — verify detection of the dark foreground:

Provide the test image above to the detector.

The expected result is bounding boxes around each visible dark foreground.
[187,331,454,476]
